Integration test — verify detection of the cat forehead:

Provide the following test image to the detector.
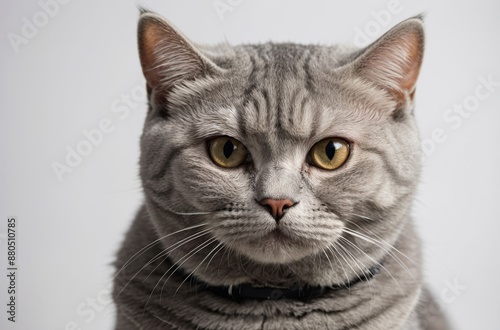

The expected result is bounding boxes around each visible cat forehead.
[170,91,390,149]
[225,42,351,69]
[162,42,396,142]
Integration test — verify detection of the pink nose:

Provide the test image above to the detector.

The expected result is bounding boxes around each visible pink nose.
[259,198,296,222]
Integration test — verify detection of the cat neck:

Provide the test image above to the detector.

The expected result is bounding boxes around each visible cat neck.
[166,256,383,302]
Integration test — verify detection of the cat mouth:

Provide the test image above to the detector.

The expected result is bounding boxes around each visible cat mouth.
[245,227,318,263]
[234,223,330,263]
[270,228,286,239]
[268,228,294,243]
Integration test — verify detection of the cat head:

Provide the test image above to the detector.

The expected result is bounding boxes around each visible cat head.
[137,11,424,271]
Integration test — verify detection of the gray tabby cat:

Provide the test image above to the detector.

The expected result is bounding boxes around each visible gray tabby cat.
[113,10,449,330]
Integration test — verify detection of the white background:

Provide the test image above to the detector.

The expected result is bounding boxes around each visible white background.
[1,0,499,329]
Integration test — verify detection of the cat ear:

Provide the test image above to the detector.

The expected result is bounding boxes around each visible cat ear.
[352,16,425,105]
[137,11,220,94]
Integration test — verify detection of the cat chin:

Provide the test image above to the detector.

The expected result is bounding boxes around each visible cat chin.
[234,236,321,265]
[217,227,337,265]
[244,251,311,265]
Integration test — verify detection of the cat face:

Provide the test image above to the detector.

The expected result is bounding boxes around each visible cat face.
[138,13,424,266]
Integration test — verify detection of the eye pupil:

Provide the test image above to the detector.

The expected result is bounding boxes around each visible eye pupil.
[310,137,349,170]
[325,140,335,160]
[209,136,248,168]
[223,140,234,159]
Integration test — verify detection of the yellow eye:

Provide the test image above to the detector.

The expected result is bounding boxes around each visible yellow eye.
[309,138,350,170]
[208,136,248,168]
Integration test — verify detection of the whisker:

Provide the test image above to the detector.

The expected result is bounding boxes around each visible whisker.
[160,238,218,305]
[140,229,213,283]
[143,236,216,313]
[336,242,367,284]
[342,224,414,272]
[339,236,404,297]
[337,240,369,279]
[113,223,210,280]
[328,244,352,287]
[116,228,212,299]
[163,207,216,216]
[173,242,224,298]
[350,213,375,221]
[328,247,348,285]
[342,227,414,278]
[347,215,417,265]
[204,244,225,272]
[336,239,375,310]
[322,248,334,275]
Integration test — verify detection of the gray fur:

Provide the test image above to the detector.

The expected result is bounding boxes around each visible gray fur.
[113,12,449,330]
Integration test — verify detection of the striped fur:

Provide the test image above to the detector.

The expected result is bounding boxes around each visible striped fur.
[113,12,449,330]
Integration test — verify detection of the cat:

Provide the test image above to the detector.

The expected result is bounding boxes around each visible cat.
[113,9,449,330]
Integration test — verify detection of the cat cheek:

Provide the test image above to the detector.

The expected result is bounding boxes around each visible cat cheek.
[178,165,250,205]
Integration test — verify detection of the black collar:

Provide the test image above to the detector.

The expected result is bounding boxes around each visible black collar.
[172,260,382,302]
